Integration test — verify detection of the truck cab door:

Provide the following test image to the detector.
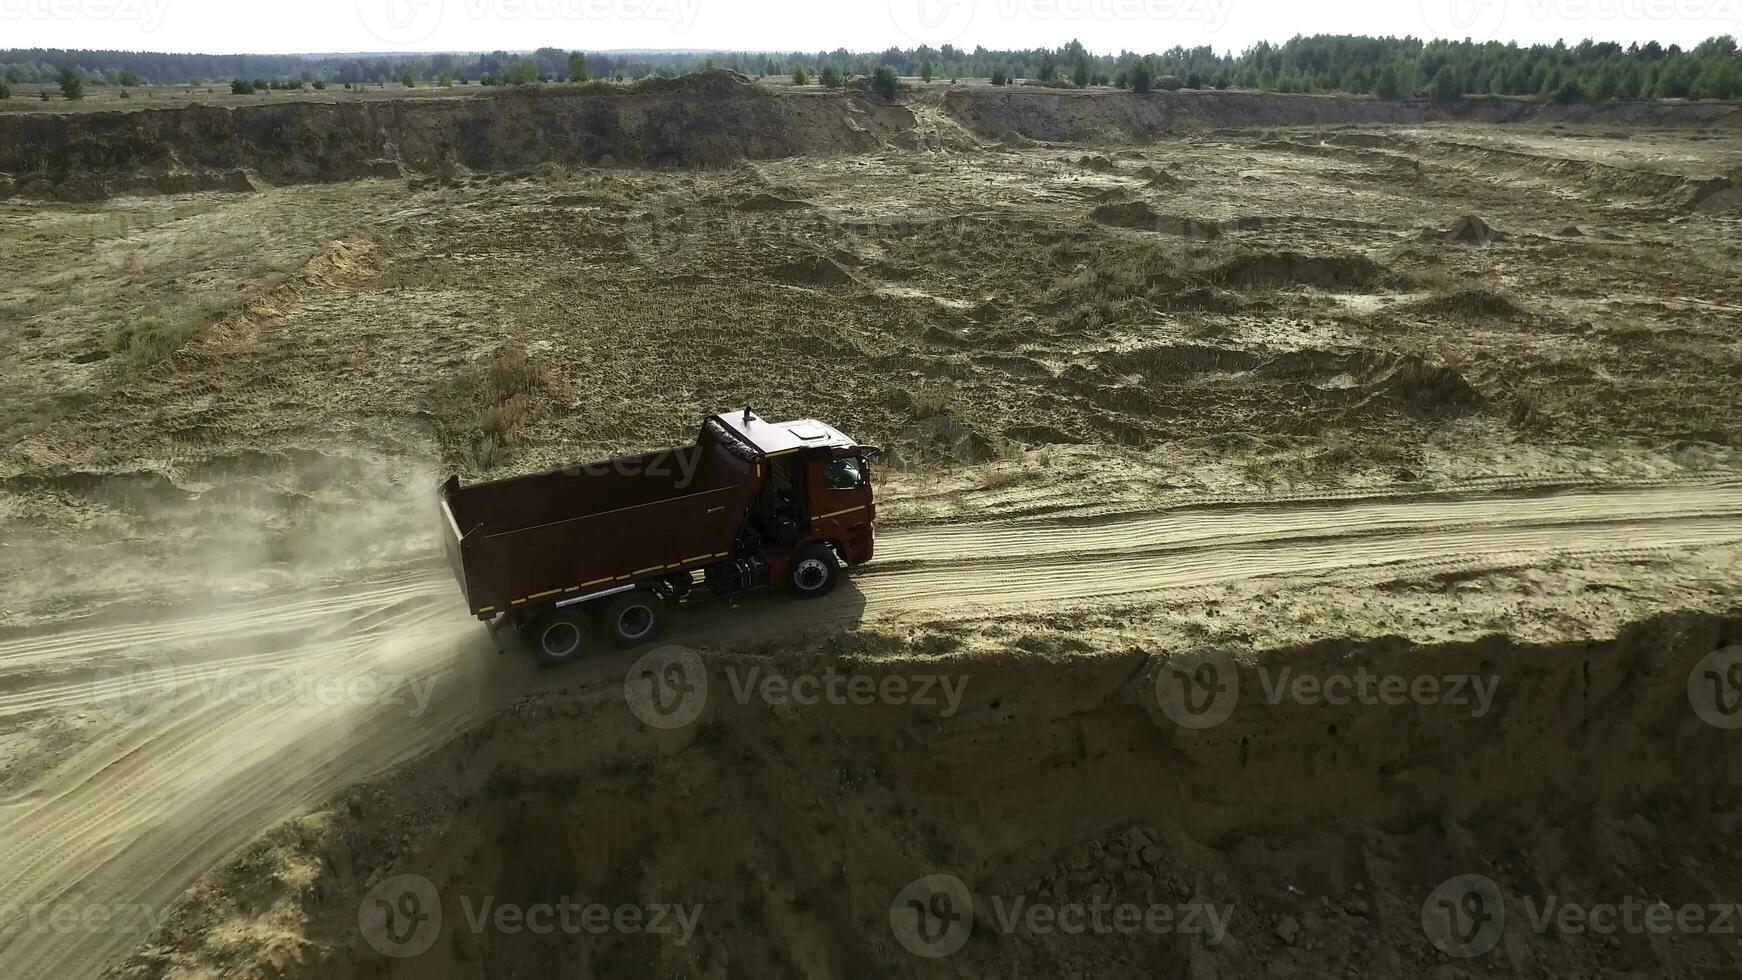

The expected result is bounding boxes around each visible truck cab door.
[805,450,875,564]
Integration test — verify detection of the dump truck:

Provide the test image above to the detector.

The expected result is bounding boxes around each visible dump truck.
[439,409,878,666]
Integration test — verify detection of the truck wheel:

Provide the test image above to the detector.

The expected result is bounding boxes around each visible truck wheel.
[787,544,839,598]
[601,591,665,647]
[527,610,586,669]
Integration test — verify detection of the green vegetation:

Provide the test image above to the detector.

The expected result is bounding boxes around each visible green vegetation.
[1072,60,1090,88]
[230,79,253,94]
[454,343,549,470]
[58,65,83,100]
[108,311,205,364]
[792,64,808,86]
[872,65,898,100]
[4,35,1740,104]
[117,69,140,86]
[921,60,933,83]
[0,80,10,99]
[1130,60,1153,94]
[819,66,841,88]
[1433,64,1462,102]
[1375,64,1403,100]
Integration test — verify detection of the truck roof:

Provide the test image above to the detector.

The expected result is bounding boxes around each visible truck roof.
[713,409,858,457]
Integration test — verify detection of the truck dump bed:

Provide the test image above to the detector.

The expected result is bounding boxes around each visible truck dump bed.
[439,418,763,617]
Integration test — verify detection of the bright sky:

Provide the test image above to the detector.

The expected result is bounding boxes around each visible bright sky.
[1,0,1735,56]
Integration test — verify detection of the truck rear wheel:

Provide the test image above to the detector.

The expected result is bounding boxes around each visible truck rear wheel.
[787,543,839,598]
[601,591,665,647]
[527,610,586,669]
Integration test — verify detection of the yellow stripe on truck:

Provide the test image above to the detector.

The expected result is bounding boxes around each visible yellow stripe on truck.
[815,505,867,520]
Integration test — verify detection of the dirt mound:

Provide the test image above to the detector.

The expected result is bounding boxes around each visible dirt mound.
[1679,177,1742,215]
[1375,354,1487,418]
[1134,166,1183,189]
[105,610,1742,980]
[1075,154,1116,172]
[768,254,858,287]
[1210,251,1388,291]
[1417,215,1502,245]
[1405,289,1523,319]
[1089,201,1221,239]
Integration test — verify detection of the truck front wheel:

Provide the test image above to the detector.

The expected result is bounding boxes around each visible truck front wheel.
[601,591,666,647]
[787,543,839,598]
[527,610,586,669]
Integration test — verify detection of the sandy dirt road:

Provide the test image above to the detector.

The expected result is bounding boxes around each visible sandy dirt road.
[1,481,1740,979]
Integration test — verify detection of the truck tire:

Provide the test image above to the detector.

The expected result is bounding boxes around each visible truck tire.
[527,609,586,669]
[787,543,839,598]
[601,591,665,647]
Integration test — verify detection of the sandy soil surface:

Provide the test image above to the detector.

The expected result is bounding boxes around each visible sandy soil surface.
[1,485,1737,979]
[0,83,1739,978]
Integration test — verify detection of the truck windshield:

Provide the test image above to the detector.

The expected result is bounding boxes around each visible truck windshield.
[824,457,866,490]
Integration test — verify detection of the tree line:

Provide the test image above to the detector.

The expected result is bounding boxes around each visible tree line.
[3,34,1739,104]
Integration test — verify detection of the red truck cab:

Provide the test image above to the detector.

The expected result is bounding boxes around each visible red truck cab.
[722,412,876,578]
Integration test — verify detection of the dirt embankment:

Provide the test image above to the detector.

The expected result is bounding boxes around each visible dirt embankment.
[7,77,1740,201]
[943,87,1742,143]
[0,70,913,200]
[110,609,1742,979]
